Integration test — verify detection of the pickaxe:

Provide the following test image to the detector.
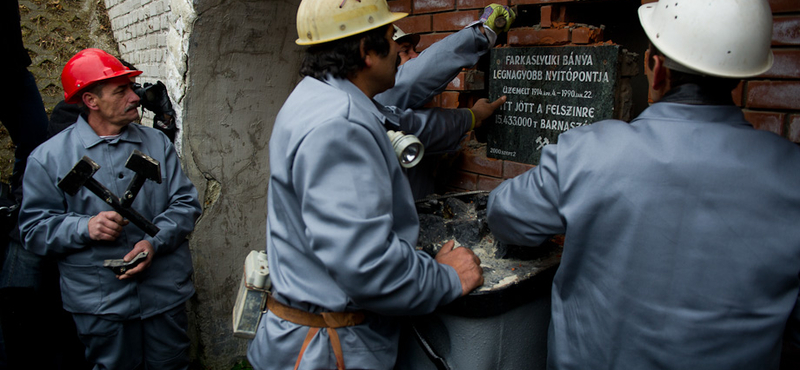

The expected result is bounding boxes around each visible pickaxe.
[57,152,161,237]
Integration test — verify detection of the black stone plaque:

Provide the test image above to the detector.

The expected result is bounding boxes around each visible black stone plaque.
[487,46,619,165]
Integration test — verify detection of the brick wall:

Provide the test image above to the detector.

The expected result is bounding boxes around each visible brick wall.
[740,0,800,142]
[388,0,800,194]
[104,0,195,150]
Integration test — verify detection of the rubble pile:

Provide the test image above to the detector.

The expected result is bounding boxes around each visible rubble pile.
[416,192,561,293]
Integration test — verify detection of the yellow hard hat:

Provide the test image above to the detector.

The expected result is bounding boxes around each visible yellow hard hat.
[296,0,407,45]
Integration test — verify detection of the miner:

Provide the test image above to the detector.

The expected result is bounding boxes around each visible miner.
[18,48,202,369]
[487,0,800,368]
[245,0,491,368]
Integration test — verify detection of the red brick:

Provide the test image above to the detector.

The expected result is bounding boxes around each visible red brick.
[457,0,508,9]
[761,49,800,79]
[772,16,800,46]
[414,0,455,14]
[395,15,432,34]
[541,5,553,28]
[746,81,800,110]
[416,32,450,52]
[446,70,485,91]
[571,26,602,44]
[731,81,744,107]
[388,0,411,14]
[449,170,478,190]
[539,5,567,27]
[770,0,800,13]
[743,110,785,136]
[789,115,800,143]
[422,94,441,108]
[432,10,480,31]
[440,91,460,109]
[508,27,570,46]
[502,160,535,178]
[477,175,504,191]
[556,4,566,21]
[457,146,503,177]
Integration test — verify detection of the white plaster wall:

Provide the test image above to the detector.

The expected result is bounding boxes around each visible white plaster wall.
[104,0,195,152]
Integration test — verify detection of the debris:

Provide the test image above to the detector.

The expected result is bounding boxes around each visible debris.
[417,192,561,293]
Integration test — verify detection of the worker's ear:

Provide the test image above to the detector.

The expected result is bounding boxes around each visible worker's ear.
[81,92,100,111]
[360,39,374,68]
[650,54,669,92]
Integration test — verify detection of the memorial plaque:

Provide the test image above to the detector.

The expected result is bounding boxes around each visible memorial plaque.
[487,46,619,165]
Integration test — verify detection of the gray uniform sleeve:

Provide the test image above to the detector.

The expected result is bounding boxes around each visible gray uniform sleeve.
[487,144,565,246]
[19,156,92,256]
[387,106,472,154]
[293,119,461,314]
[144,140,201,256]
[375,25,490,110]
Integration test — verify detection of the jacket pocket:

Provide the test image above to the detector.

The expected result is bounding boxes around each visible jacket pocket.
[59,262,103,314]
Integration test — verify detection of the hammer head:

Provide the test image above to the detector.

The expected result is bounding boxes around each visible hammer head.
[125,150,162,184]
[58,156,101,195]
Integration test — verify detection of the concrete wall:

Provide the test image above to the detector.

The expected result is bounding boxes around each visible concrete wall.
[181,0,303,367]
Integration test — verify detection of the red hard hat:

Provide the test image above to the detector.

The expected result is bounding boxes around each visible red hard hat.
[61,48,143,104]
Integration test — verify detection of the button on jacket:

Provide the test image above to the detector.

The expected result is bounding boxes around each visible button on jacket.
[19,116,201,319]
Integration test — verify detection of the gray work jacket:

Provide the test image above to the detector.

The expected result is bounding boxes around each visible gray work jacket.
[487,100,800,369]
[19,117,201,319]
[375,24,491,109]
[247,76,463,370]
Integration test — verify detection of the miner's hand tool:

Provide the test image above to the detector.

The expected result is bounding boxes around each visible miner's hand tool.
[103,251,149,275]
[58,154,160,237]
[121,150,162,208]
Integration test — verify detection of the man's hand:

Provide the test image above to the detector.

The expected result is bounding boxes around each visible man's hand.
[435,240,484,296]
[117,240,155,280]
[480,4,516,34]
[88,211,129,241]
[470,95,507,130]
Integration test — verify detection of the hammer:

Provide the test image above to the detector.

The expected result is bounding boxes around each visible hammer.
[121,150,162,208]
[58,155,160,237]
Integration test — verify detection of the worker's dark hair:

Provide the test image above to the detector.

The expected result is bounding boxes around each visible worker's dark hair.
[300,24,393,80]
[648,43,739,92]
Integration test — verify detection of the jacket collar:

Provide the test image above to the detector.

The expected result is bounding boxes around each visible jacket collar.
[634,100,751,128]
[658,83,735,105]
[74,115,144,149]
[322,75,396,128]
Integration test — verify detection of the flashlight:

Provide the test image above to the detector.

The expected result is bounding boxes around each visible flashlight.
[387,130,424,168]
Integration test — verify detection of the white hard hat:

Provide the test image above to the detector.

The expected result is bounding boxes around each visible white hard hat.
[638,0,773,78]
[296,0,407,45]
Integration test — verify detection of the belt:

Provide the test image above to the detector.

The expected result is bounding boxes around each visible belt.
[267,295,365,370]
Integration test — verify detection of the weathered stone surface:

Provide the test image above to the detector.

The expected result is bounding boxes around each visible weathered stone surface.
[181,0,304,367]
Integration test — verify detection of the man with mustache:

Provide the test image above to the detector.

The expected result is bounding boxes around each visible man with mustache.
[18,48,202,370]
